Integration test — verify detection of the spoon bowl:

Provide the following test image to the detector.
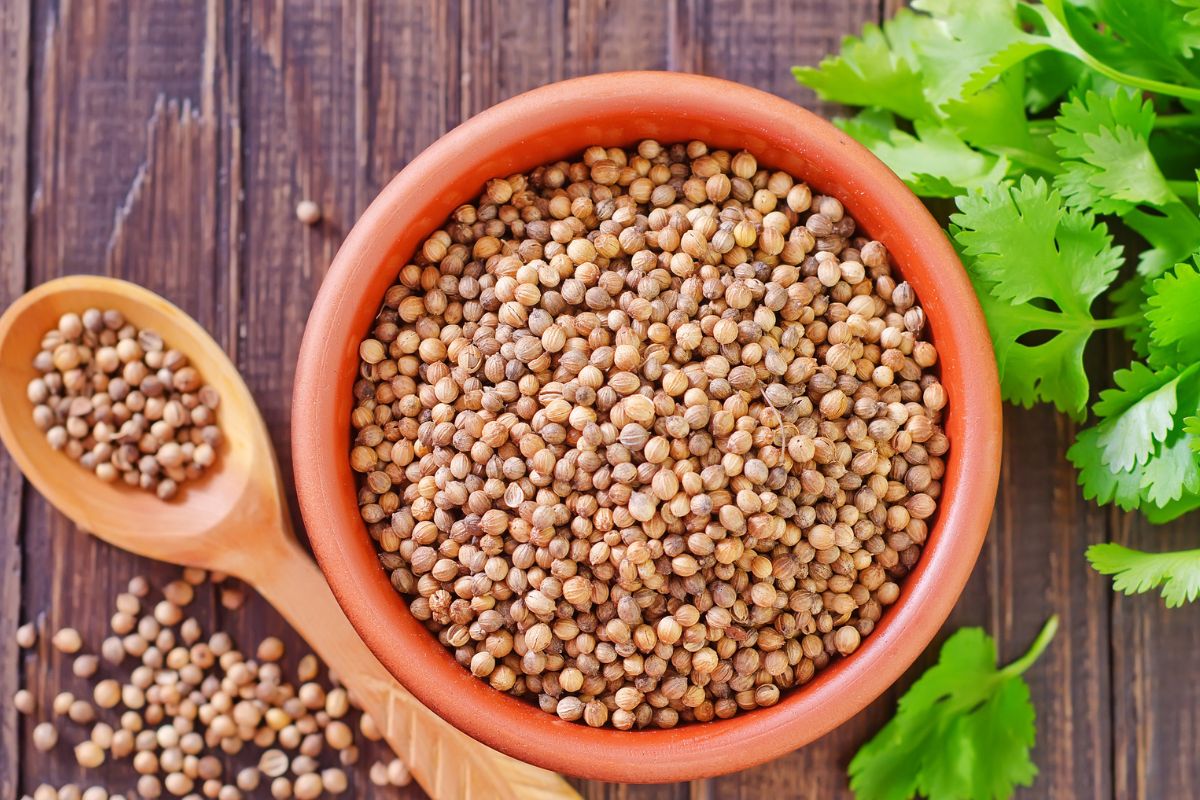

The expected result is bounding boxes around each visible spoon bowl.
[0,275,579,800]
[0,276,284,574]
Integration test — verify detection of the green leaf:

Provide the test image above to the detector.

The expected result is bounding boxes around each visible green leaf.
[849,619,1057,800]
[1069,426,1145,510]
[1093,363,1183,471]
[1146,259,1200,366]
[951,177,1124,417]
[840,112,1010,198]
[1072,363,1200,512]
[911,0,1055,109]
[953,177,1122,312]
[1051,90,1175,215]
[1023,49,1088,112]
[1124,201,1200,279]
[1087,543,1200,607]
[1051,0,1200,87]
[971,284,1094,417]
[1141,433,1200,506]
[1187,415,1200,451]
[792,10,937,121]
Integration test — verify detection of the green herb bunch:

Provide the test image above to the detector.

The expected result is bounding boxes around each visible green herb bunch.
[796,0,1200,607]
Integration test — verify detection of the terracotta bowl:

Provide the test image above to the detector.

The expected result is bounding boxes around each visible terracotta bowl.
[293,71,1002,783]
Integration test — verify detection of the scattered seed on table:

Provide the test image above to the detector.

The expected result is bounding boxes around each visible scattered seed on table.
[33,722,58,751]
[16,622,37,649]
[295,200,322,225]
[51,628,82,654]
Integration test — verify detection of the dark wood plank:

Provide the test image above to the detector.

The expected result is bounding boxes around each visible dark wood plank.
[0,0,31,795]
[235,1,427,796]
[364,0,460,195]
[565,0,671,76]
[459,0,566,113]
[1110,515,1200,800]
[22,0,225,791]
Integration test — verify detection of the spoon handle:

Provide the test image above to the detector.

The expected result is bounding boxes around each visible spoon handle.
[250,540,580,800]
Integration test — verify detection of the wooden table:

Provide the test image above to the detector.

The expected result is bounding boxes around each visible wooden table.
[1,2,1196,798]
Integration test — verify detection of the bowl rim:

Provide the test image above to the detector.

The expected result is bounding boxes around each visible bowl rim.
[293,70,1002,783]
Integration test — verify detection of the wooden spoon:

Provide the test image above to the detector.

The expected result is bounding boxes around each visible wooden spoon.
[0,276,580,800]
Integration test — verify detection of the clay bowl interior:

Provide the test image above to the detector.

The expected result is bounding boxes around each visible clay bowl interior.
[293,71,1001,783]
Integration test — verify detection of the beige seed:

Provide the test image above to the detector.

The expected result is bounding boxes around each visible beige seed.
[75,740,105,768]
[33,722,58,751]
[295,200,322,225]
[14,689,35,714]
[52,627,82,654]
[16,622,37,649]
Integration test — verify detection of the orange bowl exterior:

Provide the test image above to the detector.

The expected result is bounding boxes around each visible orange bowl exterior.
[293,72,1002,783]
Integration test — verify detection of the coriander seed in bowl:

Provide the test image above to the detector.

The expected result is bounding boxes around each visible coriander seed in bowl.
[348,139,947,730]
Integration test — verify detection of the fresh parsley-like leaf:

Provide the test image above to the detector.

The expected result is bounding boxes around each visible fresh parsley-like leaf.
[1187,415,1200,451]
[1069,427,1145,510]
[1093,363,1184,471]
[1087,543,1200,607]
[1146,259,1200,366]
[1070,363,1200,512]
[1051,90,1175,215]
[839,112,1010,198]
[792,10,936,121]
[1124,201,1200,279]
[849,618,1057,800]
[953,177,1122,311]
[951,177,1124,417]
[910,0,1054,109]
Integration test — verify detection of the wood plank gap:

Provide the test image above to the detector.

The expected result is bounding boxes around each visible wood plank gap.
[0,0,32,793]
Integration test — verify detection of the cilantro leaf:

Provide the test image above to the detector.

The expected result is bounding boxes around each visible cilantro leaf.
[1087,543,1200,607]
[1068,427,1145,510]
[1070,363,1200,512]
[792,10,936,121]
[849,618,1057,800]
[1093,363,1183,471]
[840,112,1010,198]
[910,0,1054,109]
[1146,259,1200,366]
[951,177,1124,416]
[1124,201,1200,278]
[1051,90,1175,215]
[953,177,1121,312]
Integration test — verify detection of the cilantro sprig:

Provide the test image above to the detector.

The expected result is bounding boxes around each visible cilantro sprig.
[850,617,1058,800]
[796,0,1200,611]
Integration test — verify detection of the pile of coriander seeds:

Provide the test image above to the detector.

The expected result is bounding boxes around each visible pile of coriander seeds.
[14,570,412,799]
[350,139,948,729]
[27,310,221,500]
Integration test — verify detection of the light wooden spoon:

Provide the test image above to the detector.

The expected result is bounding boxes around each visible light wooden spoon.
[0,276,580,800]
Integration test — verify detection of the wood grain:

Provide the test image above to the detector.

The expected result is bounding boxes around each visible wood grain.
[0,0,31,795]
[5,0,1198,797]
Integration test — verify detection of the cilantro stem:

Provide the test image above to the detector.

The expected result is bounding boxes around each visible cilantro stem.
[1027,115,1200,135]
[1092,313,1143,331]
[1167,180,1198,199]
[1034,1,1200,102]
[1153,115,1200,130]
[998,615,1059,679]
